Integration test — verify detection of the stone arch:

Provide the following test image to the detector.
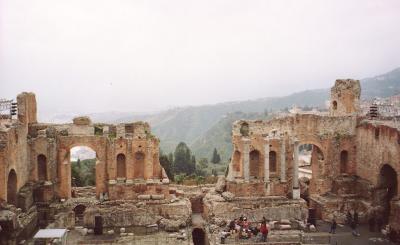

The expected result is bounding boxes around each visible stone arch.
[73,204,86,225]
[57,136,107,199]
[249,150,261,178]
[269,151,277,172]
[192,228,206,245]
[7,169,17,206]
[376,164,398,223]
[232,150,241,172]
[68,143,98,187]
[340,150,348,174]
[73,204,86,218]
[116,153,126,178]
[134,152,145,179]
[37,154,48,181]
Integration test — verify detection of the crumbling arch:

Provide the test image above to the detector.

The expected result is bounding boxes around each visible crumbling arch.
[340,150,348,174]
[116,153,126,178]
[249,150,261,178]
[37,154,48,181]
[377,164,398,223]
[7,169,17,206]
[73,204,86,219]
[134,152,145,179]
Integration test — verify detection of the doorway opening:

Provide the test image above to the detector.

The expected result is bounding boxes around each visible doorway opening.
[70,146,97,198]
[7,170,17,206]
[376,164,398,224]
[192,228,206,245]
[298,144,324,203]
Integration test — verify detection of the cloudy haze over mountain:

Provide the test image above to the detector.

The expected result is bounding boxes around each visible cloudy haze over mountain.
[1,0,400,119]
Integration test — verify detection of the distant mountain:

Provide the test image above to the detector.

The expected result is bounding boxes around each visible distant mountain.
[361,67,400,99]
[191,111,266,162]
[47,67,400,160]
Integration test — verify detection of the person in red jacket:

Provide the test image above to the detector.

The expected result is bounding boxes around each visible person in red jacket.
[260,220,269,242]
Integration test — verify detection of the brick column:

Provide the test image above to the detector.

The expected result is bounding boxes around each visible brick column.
[242,138,250,181]
[292,138,300,199]
[264,137,271,195]
[264,137,270,183]
[280,138,286,182]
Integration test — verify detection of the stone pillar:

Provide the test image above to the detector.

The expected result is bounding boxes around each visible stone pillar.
[264,137,270,183]
[292,138,300,199]
[280,138,286,182]
[242,138,250,181]
[264,137,270,195]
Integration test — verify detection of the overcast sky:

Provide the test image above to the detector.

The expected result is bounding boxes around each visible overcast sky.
[1,0,400,119]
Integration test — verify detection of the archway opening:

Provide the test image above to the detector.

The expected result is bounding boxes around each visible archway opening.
[73,204,86,225]
[298,144,324,203]
[332,101,338,110]
[37,154,47,181]
[240,122,249,136]
[70,146,97,198]
[249,150,261,179]
[134,152,145,179]
[116,153,127,179]
[232,151,241,172]
[192,228,206,245]
[7,170,17,206]
[340,150,349,174]
[377,164,398,224]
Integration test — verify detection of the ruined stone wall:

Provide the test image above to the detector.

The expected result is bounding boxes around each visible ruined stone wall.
[27,120,167,200]
[356,121,400,191]
[228,114,359,196]
[0,93,169,204]
[0,92,36,202]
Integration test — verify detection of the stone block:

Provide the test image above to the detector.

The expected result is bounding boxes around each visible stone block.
[138,195,151,200]
[151,194,165,200]
[279,224,291,230]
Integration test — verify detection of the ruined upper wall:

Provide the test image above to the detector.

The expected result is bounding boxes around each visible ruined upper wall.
[329,79,361,117]
[232,114,358,140]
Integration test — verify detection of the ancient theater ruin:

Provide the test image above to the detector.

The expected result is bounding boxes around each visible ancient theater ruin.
[0,93,191,244]
[0,79,399,244]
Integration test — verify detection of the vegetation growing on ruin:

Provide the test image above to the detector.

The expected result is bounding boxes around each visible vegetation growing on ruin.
[71,159,96,187]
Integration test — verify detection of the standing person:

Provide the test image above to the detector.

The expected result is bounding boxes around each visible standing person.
[329,218,337,234]
[260,220,269,242]
[346,211,353,226]
[351,219,360,237]
[354,210,359,226]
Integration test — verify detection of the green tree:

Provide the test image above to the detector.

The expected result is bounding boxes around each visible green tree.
[198,158,208,169]
[173,142,195,175]
[211,148,221,164]
[159,153,174,180]
[168,153,174,165]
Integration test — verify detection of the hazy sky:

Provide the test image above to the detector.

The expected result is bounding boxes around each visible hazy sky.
[1,0,400,118]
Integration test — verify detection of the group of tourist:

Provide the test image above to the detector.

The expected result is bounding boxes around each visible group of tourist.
[220,216,269,243]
